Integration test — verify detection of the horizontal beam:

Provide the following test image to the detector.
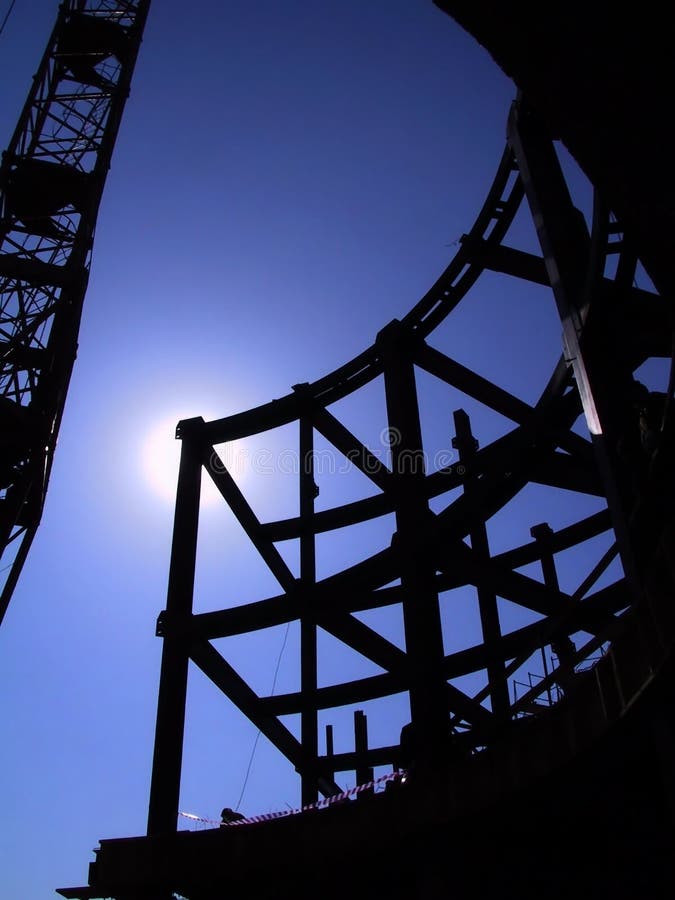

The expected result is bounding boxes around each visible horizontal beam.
[257,579,628,715]
[460,237,549,285]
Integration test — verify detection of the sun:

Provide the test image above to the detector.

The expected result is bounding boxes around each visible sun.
[141,412,224,506]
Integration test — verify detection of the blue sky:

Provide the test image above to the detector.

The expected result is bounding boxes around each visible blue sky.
[0,2,657,898]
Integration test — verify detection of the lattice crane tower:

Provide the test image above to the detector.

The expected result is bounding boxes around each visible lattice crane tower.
[0,0,150,624]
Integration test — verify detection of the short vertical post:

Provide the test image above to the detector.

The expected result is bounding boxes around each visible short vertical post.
[354,710,374,789]
[531,522,574,699]
[453,409,510,719]
[325,724,335,785]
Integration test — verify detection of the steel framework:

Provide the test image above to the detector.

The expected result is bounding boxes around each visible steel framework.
[47,6,675,898]
[0,0,150,625]
[56,90,675,898]
[140,94,672,834]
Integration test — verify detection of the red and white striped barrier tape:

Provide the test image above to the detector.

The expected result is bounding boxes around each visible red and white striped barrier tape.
[180,770,405,829]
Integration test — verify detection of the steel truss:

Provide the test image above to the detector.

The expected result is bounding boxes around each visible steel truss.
[0,0,150,624]
[144,94,674,840]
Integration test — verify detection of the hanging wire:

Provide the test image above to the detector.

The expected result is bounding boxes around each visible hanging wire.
[234,621,292,812]
[0,0,17,39]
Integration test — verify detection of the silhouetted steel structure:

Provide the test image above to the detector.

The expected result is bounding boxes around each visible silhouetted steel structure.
[27,2,670,897]
[434,1,675,303]
[0,0,150,625]
[59,82,675,896]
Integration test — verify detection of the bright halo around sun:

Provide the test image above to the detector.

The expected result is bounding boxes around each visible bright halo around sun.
[141,412,232,507]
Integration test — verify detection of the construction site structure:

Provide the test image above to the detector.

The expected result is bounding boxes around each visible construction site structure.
[60,7,675,896]
[0,0,150,625]
[0,2,671,898]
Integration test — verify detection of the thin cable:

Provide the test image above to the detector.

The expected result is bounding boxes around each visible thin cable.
[0,0,17,38]
[234,621,291,812]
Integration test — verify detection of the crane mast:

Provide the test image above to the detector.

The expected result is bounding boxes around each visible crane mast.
[0,0,151,624]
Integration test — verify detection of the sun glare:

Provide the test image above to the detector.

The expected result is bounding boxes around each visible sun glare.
[141,413,227,506]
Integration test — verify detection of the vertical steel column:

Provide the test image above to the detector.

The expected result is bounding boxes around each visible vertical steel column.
[379,321,448,766]
[299,407,319,806]
[452,409,510,719]
[507,97,638,590]
[530,522,575,697]
[147,418,203,836]
[530,523,559,595]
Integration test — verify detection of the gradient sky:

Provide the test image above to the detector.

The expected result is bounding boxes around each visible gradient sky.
[0,2,659,898]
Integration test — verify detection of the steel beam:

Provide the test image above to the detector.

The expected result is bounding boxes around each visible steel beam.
[379,320,449,762]
[452,409,510,719]
[147,419,203,837]
[507,98,638,595]
[299,408,319,805]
